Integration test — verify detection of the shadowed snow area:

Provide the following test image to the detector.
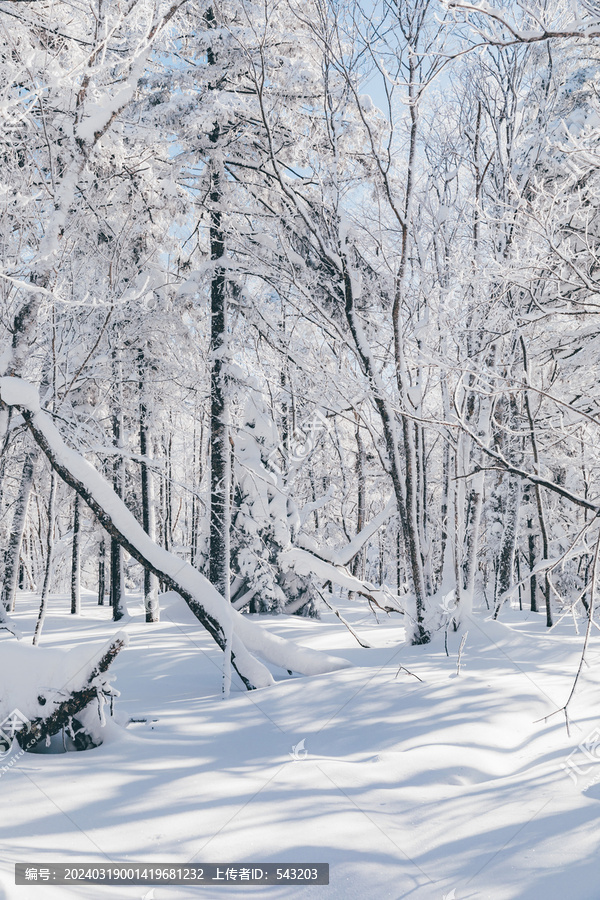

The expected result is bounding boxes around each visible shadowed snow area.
[1,591,600,899]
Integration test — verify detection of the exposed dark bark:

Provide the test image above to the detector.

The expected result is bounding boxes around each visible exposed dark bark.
[207,18,231,604]
[70,492,81,615]
[494,474,521,617]
[139,347,159,622]
[20,409,258,690]
[524,485,538,612]
[98,535,106,605]
[521,337,552,626]
[15,636,126,750]
[32,470,57,646]
[352,413,366,581]
[110,348,125,621]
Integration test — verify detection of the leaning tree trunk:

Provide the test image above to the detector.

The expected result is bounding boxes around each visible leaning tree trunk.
[0,376,352,690]
[341,260,429,644]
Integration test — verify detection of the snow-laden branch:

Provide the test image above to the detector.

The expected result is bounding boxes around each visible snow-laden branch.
[0,377,351,690]
[280,547,403,613]
[0,272,60,300]
[454,402,600,514]
[445,0,600,44]
[296,496,395,568]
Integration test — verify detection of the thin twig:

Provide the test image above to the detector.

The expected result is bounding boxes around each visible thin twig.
[395,665,424,683]
[457,632,468,676]
[317,588,372,648]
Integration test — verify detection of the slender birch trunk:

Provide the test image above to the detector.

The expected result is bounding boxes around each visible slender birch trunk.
[2,449,36,611]
[33,470,57,645]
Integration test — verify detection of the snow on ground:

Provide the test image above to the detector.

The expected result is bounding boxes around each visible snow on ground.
[1,590,600,900]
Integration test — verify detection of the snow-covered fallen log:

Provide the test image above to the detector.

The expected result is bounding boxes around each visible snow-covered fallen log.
[0,377,351,690]
[1,635,126,752]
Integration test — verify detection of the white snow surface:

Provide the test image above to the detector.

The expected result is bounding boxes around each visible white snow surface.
[0,377,41,412]
[1,591,600,899]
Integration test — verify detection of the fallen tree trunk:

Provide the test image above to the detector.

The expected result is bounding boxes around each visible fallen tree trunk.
[12,635,126,751]
[0,377,351,691]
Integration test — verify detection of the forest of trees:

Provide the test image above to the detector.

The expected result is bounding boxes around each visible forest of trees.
[2,0,600,688]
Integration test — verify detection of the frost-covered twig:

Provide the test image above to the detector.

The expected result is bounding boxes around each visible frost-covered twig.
[395,665,424,683]
[456,632,468,676]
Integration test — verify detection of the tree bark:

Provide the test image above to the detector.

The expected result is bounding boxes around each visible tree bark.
[32,470,57,646]
[207,30,231,603]
[15,636,127,750]
[1,381,351,690]
[98,535,106,605]
[139,347,159,622]
[70,492,81,615]
[2,449,36,612]
[494,473,522,618]
[521,337,552,626]
[110,348,126,621]
[341,262,429,643]
[351,412,366,581]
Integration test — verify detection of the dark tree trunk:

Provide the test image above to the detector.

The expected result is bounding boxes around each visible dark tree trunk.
[208,203,231,601]
[71,492,81,615]
[139,347,159,622]
[110,536,124,618]
[33,471,57,645]
[524,485,538,612]
[207,23,231,603]
[494,474,521,617]
[110,349,125,621]
[521,338,552,626]
[352,413,366,581]
[16,636,127,750]
[341,257,429,642]
[98,536,106,605]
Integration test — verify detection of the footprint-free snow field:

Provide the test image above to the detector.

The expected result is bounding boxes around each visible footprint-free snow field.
[1,592,599,900]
